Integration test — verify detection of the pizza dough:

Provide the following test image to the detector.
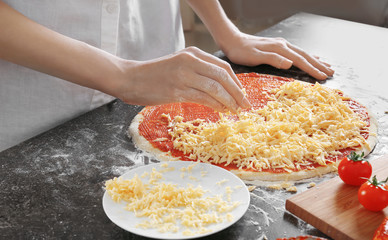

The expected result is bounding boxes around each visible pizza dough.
[128,73,377,182]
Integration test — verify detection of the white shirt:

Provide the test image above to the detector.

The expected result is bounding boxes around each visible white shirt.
[0,0,185,151]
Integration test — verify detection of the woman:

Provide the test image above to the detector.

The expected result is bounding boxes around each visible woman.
[0,0,333,151]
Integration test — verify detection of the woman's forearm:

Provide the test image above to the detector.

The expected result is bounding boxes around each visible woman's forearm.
[0,1,129,97]
[185,0,239,52]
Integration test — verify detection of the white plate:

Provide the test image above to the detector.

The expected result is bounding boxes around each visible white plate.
[102,161,250,239]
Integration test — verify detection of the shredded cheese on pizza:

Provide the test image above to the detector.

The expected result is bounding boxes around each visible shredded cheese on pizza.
[168,81,369,172]
[105,166,240,235]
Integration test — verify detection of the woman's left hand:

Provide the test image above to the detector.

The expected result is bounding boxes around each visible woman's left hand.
[222,32,334,80]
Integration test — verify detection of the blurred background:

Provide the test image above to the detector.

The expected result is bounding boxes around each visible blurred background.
[182,0,388,53]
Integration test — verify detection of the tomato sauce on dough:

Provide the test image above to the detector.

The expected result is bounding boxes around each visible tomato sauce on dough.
[138,73,370,173]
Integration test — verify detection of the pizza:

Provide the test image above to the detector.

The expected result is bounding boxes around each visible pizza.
[128,73,377,182]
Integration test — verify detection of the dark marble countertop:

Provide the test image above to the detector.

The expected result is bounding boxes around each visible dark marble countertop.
[1,13,388,240]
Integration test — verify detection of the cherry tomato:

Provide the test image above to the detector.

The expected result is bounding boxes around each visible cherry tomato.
[338,151,372,186]
[276,236,328,240]
[373,217,388,240]
[358,175,388,212]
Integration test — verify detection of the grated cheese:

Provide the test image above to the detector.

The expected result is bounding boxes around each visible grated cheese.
[105,167,240,235]
[216,179,229,186]
[286,186,298,192]
[168,81,369,172]
[268,182,297,192]
[189,175,199,181]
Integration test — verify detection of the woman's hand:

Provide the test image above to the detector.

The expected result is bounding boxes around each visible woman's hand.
[221,33,334,80]
[117,47,251,112]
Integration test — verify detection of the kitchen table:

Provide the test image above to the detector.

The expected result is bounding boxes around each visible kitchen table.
[1,13,388,240]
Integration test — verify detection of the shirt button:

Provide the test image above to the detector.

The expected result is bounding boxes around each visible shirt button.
[106,4,118,14]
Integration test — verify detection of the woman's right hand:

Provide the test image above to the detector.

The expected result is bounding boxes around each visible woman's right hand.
[117,47,252,112]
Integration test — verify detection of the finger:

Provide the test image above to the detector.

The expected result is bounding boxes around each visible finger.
[313,55,332,68]
[272,46,329,80]
[190,73,241,113]
[180,88,226,112]
[250,49,293,69]
[321,61,331,68]
[185,47,243,89]
[194,61,252,111]
[256,39,332,79]
[287,44,334,76]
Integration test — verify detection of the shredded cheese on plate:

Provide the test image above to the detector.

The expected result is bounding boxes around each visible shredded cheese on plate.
[104,163,243,236]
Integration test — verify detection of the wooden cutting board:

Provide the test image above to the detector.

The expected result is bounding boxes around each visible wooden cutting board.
[286,154,388,240]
